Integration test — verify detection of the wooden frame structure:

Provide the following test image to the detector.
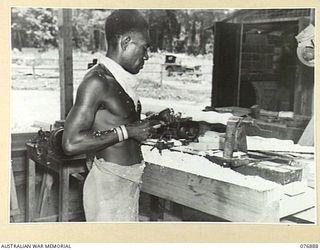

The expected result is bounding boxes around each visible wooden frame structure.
[211,8,314,116]
[58,9,73,119]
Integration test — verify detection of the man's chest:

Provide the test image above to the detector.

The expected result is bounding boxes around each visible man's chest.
[95,89,140,125]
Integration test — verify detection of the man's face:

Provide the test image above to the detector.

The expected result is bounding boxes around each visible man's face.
[121,30,150,74]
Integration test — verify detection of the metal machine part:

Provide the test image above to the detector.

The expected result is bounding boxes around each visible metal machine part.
[48,127,65,156]
[147,108,201,153]
[31,125,66,159]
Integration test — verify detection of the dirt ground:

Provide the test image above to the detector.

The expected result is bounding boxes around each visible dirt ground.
[11,48,213,132]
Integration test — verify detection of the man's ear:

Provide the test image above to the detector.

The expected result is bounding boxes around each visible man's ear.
[120,35,131,51]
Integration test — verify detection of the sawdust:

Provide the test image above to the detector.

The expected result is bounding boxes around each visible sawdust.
[198,131,314,153]
[141,145,280,192]
[247,136,314,153]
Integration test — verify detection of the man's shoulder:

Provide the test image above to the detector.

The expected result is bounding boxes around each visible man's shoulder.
[76,64,120,99]
[80,63,118,89]
[84,63,115,82]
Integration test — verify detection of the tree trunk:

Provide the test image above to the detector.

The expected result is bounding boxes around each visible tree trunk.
[190,20,196,55]
[199,20,205,55]
[17,30,23,51]
[167,20,173,52]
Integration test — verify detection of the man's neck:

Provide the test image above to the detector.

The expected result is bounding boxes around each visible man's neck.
[106,51,121,66]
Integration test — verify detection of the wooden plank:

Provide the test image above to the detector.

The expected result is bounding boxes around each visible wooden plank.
[150,195,162,221]
[38,172,54,218]
[25,157,36,222]
[279,186,314,218]
[236,23,244,106]
[11,156,27,172]
[290,207,315,223]
[12,172,26,186]
[234,161,302,185]
[298,116,314,146]
[33,211,83,223]
[11,148,27,158]
[59,167,70,222]
[165,143,304,185]
[58,9,73,119]
[141,163,281,222]
[10,168,20,219]
[11,133,36,149]
[13,171,42,187]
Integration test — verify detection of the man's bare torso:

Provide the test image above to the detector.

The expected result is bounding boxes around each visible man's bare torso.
[87,64,143,165]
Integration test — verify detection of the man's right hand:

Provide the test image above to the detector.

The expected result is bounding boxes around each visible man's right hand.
[126,119,162,142]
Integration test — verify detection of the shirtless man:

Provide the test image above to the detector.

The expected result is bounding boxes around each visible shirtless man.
[62,10,159,221]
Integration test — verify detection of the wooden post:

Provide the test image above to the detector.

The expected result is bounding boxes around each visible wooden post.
[26,157,36,222]
[59,167,70,222]
[150,195,161,221]
[58,9,73,120]
[236,23,244,107]
[310,8,315,25]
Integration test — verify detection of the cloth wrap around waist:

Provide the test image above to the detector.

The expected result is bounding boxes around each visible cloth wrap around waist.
[83,157,145,222]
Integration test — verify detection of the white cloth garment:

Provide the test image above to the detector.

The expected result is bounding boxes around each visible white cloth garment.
[96,54,140,109]
[83,157,145,222]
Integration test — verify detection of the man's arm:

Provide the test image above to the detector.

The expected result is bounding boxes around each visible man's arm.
[62,77,156,156]
[62,77,115,155]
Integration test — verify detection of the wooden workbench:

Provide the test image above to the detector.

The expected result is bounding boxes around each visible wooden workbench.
[141,162,315,222]
[24,142,314,223]
[140,143,314,223]
[26,142,87,222]
[142,162,281,222]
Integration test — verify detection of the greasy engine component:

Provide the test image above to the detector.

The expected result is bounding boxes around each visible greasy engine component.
[176,120,200,141]
[147,108,200,142]
[153,120,200,141]
[48,127,65,157]
[147,108,176,124]
[31,125,66,159]
[150,140,175,155]
[31,129,51,161]
[146,108,201,154]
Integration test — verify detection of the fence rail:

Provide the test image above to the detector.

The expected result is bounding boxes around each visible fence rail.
[12,58,213,85]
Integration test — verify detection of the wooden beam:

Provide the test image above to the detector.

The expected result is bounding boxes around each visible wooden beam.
[11,132,37,150]
[59,167,70,222]
[236,23,244,106]
[33,211,83,223]
[288,207,315,224]
[58,9,73,119]
[279,187,315,218]
[310,9,315,25]
[141,163,281,222]
[10,168,20,219]
[234,161,302,185]
[25,157,36,222]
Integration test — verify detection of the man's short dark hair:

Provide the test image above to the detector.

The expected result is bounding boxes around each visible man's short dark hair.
[105,9,148,47]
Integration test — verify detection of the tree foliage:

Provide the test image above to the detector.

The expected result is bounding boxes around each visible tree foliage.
[72,9,111,50]
[11,8,58,50]
[11,8,229,54]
